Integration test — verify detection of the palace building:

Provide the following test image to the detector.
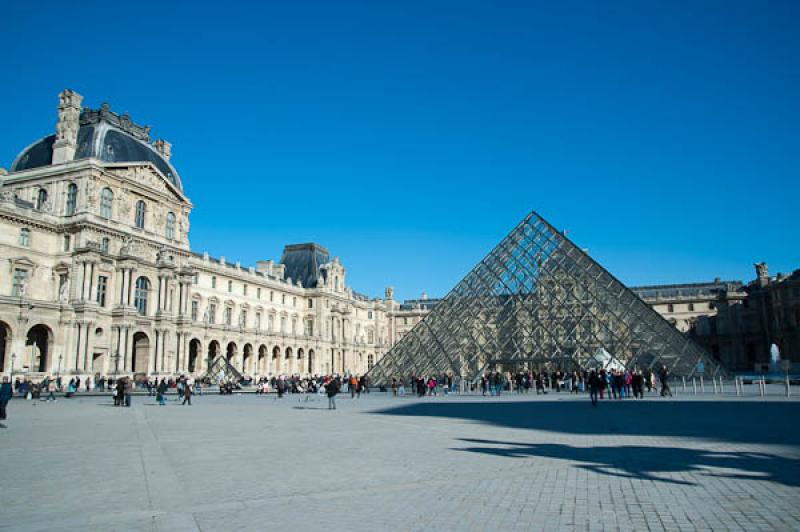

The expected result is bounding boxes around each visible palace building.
[0,89,408,381]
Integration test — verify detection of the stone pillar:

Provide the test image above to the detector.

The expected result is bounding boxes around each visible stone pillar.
[52,89,83,164]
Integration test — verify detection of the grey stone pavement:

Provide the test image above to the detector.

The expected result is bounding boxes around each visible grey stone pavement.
[1,391,799,532]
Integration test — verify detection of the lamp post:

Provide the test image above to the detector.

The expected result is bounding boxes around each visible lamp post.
[9,353,16,385]
[57,354,63,378]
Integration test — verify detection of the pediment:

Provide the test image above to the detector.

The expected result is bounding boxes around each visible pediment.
[113,164,187,203]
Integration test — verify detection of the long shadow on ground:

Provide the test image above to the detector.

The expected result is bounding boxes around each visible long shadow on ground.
[453,438,800,487]
[370,399,800,446]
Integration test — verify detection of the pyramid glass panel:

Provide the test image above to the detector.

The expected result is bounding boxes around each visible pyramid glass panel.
[369,212,726,384]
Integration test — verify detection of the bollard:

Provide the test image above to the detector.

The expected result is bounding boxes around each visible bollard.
[700,376,705,394]
[682,376,686,393]
[736,377,741,396]
[719,375,724,394]
[759,378,765,397]
[692,377,697,395]
[787,374,791,398]
[713,378,718,394]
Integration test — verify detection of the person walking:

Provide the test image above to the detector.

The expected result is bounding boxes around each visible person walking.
[326,377,340,410]
[588,370,600,406]
[0,376,12,422]
[659,365,672,397]
[157,379,168,406]
[182,381,193,406]
[124,378,133,407]
[46,379,57,402]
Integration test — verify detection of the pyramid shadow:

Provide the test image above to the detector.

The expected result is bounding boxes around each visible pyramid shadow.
[453,438,800,487]
[371,400,800,446]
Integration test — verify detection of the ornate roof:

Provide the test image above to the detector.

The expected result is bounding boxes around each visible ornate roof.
[10,103,182,191]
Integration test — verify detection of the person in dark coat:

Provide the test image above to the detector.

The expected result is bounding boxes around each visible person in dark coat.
[588,370,600,406]
[326,377,340,410]
[0,376,13,421]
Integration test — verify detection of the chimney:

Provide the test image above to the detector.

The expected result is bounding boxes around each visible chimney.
[153,139,172,160]
[755,262,769,287]
[52,89,83,164]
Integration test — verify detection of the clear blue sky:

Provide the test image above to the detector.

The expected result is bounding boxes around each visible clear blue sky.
[1,1,798,301]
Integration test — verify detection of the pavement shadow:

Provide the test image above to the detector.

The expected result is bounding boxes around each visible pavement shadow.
[454,438,800,487]
[371,400,800,446]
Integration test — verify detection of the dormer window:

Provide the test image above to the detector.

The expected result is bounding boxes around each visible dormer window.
[100,188,113,219]
[165,212,175,239]
[65,183,78,215]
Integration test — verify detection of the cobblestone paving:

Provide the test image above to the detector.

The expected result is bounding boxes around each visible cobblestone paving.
[1,391,799,531]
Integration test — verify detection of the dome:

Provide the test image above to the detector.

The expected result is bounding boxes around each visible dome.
[10,104,182,192]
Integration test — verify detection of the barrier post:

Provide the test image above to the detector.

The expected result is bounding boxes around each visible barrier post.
[692,378,697,395]
[700,376,705,394]
[682,377,686,393]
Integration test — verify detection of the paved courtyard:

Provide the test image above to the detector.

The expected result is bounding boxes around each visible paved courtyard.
[1,391,799,532]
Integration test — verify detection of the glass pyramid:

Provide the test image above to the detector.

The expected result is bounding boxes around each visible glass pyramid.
[369,211,726,384]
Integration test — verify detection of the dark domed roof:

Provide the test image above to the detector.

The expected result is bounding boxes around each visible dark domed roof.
[10,106,182,191]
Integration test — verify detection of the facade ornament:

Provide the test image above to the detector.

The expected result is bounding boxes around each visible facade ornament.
[58,278,70,302]
[53,89,83,164]
[153,139,172,161]
[238,311,246,328]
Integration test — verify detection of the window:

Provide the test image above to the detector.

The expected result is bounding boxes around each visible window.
[228,280,233,292]
[270,291,274,302]
[36,188,48,210]
[367,354,374,370]
[66,183,77,215]
[100,237,109,253]
[293,297,296,307]
[241,310,247,327]
[282,294,286,304]
[667,304,674,313]
[96,276,108,307]
[305,320,314,337]
[688,302,695,312]
[368,330,374,344]
[308,299,313,309]
[709,302,715,310]
[243,284,248,296]
[208,303,217,324]
[368,311,373,319]
[268,314,274,332]
[291,318,297,335]
[211,276,217,289]
[165,212,175,239]
[280,317,287,333]
[100,188,113,218]
[403,317,408,325]
[257,287,261,299]
[191,300,199,321]
[224,307,232,326]
[193,273,199,285]
[134,277,150,315]
[134,200,146,229]
[63,235,71,252]
[19,228,30,247]
[255,313,262,329]
[12,268,28,296]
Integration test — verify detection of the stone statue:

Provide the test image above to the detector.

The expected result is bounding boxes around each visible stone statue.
[202,308,210,324]
[53,89,83,164]
[58,278,70,302]
[238,312,246,328]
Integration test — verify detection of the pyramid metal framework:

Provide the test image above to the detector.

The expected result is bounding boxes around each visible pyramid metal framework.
[368,212,726,384]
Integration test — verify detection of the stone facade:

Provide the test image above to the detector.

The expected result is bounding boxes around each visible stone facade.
[0,90,401,381]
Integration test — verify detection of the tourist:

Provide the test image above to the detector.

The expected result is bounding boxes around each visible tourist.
[124,378,133,407]
[659,365,672,397]
[588,370,600,406]
[115,378,124,406]
[350,375,358,398]
[0,376,12,421]
[157,379,168,406]
[326,377,340,410]
[46,379,57,402]
[182,381,193,406]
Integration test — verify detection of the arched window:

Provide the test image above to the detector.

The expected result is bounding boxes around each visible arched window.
[134,277,150,315]
[100,237,109,253]
[165,212,175,240]
[134,200,146,229]
[100,188,113,219]
[36,188,48,210]
[65,183,78,215]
